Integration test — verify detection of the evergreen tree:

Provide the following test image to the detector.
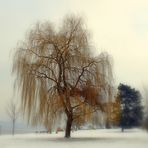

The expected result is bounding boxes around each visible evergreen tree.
[118,84,143,132]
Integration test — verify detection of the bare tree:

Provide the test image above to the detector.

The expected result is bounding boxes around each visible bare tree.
[143,85,148,112]
[6,100,19,135]
[142,85,148,131]
[12,15,114,138]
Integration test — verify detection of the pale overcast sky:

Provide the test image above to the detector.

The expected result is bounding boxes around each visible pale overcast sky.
[0,0,148,121]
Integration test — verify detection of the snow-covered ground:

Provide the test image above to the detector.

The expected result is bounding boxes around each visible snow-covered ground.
[0,129,148,148]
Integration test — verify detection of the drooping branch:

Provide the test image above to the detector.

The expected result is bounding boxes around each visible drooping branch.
[12,15,114,137]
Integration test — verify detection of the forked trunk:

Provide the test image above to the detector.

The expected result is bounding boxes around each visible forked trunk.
[65,115,73,138]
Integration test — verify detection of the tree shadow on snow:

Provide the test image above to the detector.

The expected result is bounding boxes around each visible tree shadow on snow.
[28,136,128,143]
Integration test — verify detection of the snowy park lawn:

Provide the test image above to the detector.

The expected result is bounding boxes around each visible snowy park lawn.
[0,129,148,148]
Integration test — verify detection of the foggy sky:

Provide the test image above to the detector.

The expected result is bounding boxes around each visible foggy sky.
[0,0,148,121]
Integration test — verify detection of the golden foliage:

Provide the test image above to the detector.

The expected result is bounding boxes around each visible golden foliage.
[103,96,121,126]
[12,15,114,132]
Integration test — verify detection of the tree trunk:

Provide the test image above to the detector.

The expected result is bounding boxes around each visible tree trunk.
[65,115,73,138]
[105,119,111,129]
[121,127,124,132]
[12,119,15,135]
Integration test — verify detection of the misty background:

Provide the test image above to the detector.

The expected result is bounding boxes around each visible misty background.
[0,0,148,132]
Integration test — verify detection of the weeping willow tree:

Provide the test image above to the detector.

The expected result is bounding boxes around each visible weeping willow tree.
[12,15,114,138]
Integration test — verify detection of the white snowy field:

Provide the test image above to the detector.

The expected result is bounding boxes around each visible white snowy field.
[0,129,148,148]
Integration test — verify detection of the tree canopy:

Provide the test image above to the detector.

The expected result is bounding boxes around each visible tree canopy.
[12,15,114,138]
[118,83,143,131]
